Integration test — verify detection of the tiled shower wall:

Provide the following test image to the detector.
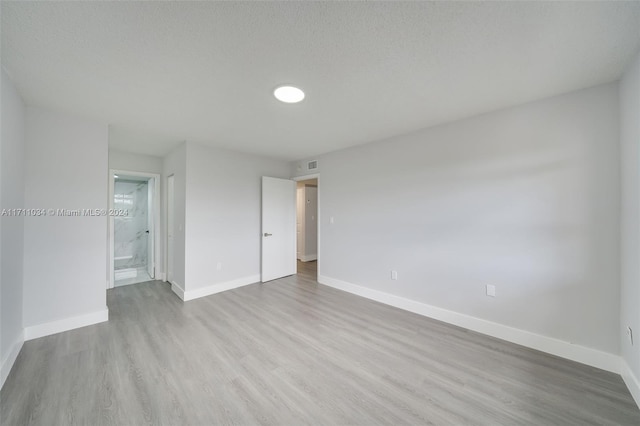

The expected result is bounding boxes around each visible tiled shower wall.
[114,180,148,270]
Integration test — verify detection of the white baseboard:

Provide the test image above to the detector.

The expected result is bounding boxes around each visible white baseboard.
[299,254,317,262]
[622,360,640,409]
[318,275,620,374]
[157,272,166,282]
[24,308,109,341]
[170,280,186,300]
[182,275,260,301]
[1,331,25,390]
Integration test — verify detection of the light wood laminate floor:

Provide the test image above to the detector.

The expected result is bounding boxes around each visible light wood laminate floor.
[2,261,639,425]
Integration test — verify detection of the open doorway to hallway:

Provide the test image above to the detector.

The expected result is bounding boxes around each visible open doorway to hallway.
[296,178,318,280]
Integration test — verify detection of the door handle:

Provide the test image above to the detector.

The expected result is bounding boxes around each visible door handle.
[263,232,272,237]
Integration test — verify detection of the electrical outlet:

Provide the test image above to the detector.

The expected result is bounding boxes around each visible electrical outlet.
[391,270,398,280]
[216,262,222,271]
[627,326,634,346]
[486,284,496,297]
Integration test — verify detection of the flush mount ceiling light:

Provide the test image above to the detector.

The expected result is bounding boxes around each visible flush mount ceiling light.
[274,85,305,103]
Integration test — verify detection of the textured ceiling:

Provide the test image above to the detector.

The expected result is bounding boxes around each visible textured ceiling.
[2,1,640,160]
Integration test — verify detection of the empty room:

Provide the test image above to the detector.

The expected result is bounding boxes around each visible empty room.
[2,1,640,425]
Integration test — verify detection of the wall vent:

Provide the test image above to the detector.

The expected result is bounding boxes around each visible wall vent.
[307,160,318,170]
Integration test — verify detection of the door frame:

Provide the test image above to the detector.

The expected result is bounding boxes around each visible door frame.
[166,174,175,285]
[293,173,320,276]
[107,169,161,289]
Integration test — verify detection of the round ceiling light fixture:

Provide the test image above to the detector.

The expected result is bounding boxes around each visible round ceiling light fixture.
[274,85,305,103]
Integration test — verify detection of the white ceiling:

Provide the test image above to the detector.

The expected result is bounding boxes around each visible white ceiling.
[2,2,640,161]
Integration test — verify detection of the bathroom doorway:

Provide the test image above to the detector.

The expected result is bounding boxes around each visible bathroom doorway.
[108,170,160,288]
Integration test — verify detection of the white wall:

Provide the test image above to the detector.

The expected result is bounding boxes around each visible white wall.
[23,107,108,334]
[109,149,164,279]
[1,69,25,387]
[163,143,186,292]
[292,83,621,363]
[109,149,163,175]
[183,142,289,296]
[620,49,640,404]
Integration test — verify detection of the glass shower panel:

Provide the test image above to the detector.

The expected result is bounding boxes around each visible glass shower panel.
[114,180,148,272]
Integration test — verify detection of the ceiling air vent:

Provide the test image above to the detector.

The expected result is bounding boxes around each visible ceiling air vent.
[307,160,318,170]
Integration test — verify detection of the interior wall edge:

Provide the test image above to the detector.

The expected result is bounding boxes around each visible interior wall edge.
[0,330,24,391]
[622,359,640,409]
[182,274,260,302]
[318,274,621,374]
[23,308,109,341]
[170,280,186,301]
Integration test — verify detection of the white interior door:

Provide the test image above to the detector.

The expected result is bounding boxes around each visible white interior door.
[261,176,296,282]
[167,175,175,283]
[147,178,155,279]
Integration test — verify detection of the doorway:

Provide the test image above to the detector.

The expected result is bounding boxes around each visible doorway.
[260,174,320,282]
[167,174,174,284]
[295,177,318,280]
[108,170,160,288]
